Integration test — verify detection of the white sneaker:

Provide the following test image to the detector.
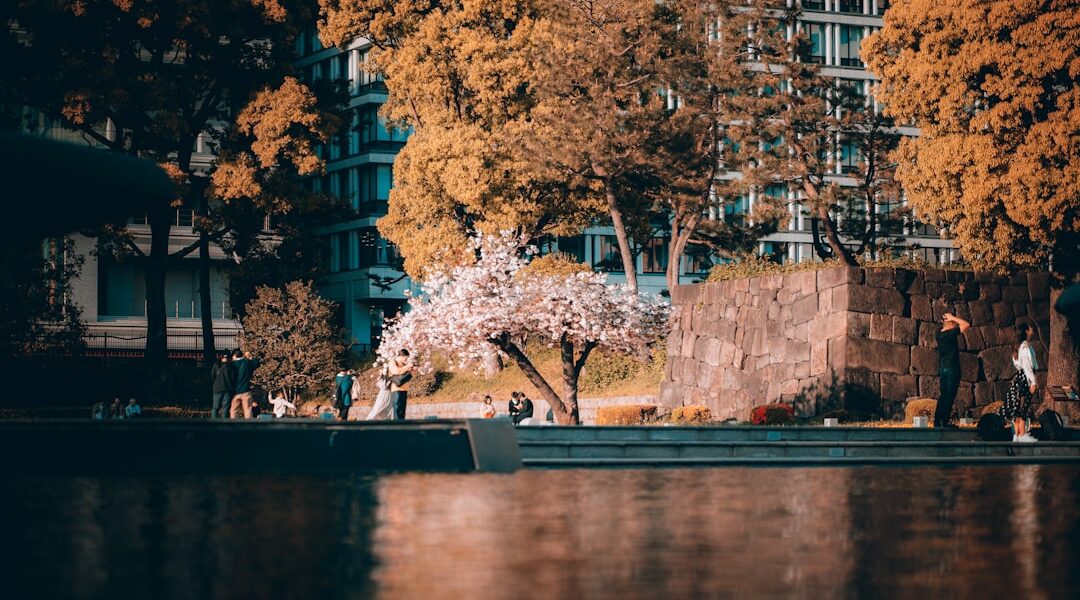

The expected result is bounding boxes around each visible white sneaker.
[1012,433,1018,442]
[1016,433,1038,443]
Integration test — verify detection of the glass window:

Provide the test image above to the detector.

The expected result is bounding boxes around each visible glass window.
[642,238,669,274]
[839,25,863,67]
[557,236,586,262]
[802,0,825,10]
[837,0,863,14]
[877,0,890,16]
[593,236,624,272]
[803,23,826,64]
[684,247,713,275]
[725,196,750,227]
[839,140,860,174]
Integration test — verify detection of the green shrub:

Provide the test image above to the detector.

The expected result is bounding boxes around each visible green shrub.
[596,405,658,425]
[580,344,666,393]
[670,404,712,424]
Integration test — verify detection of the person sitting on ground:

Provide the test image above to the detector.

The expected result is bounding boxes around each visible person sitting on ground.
[125,398,141,418]
[108,397,125,419]
[482,395,496,419]
[508,392,534,425]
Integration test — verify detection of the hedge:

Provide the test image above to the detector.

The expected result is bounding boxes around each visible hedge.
[903,398,937,424]
[596,405,658,425]
[670,405,712,425]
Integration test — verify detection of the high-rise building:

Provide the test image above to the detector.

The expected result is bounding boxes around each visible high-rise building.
[300,0,956,352]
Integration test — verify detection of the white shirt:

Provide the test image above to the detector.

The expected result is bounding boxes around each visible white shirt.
[1013,341,1037,386]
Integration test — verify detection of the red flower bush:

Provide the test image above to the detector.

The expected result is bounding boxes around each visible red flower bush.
[750,403,795,425]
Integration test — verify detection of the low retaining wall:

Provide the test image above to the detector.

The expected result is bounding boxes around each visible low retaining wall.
[660,266,1050,420]
[348,395,658,424]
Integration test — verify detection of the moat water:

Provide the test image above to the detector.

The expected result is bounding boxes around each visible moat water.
[3,466,1079,599]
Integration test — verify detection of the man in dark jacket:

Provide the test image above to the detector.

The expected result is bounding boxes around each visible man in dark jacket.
[210,353,236,419]
[508,392,534,425]
[230,349,259,419]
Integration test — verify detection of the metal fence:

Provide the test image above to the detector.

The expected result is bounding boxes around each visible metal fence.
[82,331,241,359]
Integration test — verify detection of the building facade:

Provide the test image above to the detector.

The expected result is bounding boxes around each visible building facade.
[22,114,240,358]
[300,0,955,352]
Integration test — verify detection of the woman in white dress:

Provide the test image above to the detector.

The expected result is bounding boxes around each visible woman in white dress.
[366,369,395,420]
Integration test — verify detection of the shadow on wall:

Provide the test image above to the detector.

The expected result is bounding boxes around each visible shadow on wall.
[789,369,884,422]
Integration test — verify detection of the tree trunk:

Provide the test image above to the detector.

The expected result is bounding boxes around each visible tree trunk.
[560,339,580,425]
[145,203,172,404]
[1047,286,1080,421]
[494,338,576,424]
[666,211,701,293]
[595,173,639,293]
[196,182,215,367]
[814,204,856,266]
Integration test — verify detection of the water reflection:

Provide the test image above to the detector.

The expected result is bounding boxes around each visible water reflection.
[2,466,1079,599]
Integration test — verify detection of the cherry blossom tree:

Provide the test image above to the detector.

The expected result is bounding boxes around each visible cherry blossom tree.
[377,232,669,424]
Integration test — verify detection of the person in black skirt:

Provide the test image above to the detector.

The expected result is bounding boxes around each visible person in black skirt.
[1004,323,1039,443]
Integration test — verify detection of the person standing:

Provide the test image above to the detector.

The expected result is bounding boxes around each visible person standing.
[334,370,353,421]
[388,349,414,420]
[230,349,259,419]
[108,397,125,419]
[1005,323,1039,443]
[935,312,970,428]
[210,352,236,419]
[125,398,142,418]
[482,395,496,419]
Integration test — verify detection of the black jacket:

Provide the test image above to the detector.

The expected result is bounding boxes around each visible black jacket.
[211,362,237,394]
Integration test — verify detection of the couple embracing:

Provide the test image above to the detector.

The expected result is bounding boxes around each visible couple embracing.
[367,349,414,420]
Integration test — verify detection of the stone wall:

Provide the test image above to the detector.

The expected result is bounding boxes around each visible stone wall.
[659,267,1051,420]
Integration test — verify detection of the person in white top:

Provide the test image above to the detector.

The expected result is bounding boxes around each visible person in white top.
[269,392,296,418]
[1005,323,1039,443]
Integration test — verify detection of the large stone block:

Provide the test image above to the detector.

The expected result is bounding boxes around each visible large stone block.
[1003,286,1028,303]
[817,267,848,290]
[881,374,919,403]
[962,327,985,352]
[681,331,697,357]
[809,311,846,341]
[1028,301,1051,322]
[918,323,939,348]
[892,317,918,345]
[818,288,833,315]
[979,345,1015,380]
[844,337,911,374]
[693,335,710,361]
[811,340,829,376]
[968,301,993,326]
[703,338,722,367]
[864,267,897,289]
[911,346,938,375]
[828,337,848,371]
[919,374,941,398]
[847,312,871,337]
[974,381,994,407]
[992,302,1014,324]
[667,330,683,355]
[838,285,905,316]
[910,296,933,322]
[783,340,812,364]
[1027,272,1050,301]
[959,352,981,381]
[791,295,818,325]
[924,267,946,283]
[719,341,736,366]
[776,287,798,306]
[979,283,1002,302]
[681,359,699,382]
[869,313,892,341]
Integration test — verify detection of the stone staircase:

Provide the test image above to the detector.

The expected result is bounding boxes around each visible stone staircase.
[516,426,1080,467]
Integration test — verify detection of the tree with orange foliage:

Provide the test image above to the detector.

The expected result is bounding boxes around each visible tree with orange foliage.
[865,0,1080,414]
[1,1,337,402]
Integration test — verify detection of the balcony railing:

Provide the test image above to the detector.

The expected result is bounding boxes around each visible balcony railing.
[75,331,242,360]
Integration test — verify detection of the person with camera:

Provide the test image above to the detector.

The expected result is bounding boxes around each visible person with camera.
[388,349,414,420]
